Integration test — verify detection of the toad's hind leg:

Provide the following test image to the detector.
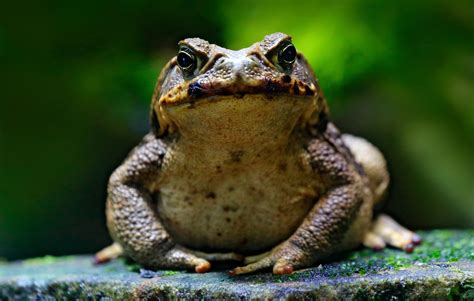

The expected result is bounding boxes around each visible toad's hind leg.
[342,134,389,204]
[364,214,422,252]
[343,135,421,252]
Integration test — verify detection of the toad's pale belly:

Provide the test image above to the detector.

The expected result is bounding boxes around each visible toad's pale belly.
[154,146,318,254]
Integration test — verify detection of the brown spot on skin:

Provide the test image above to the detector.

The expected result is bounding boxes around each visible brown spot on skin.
[229,150,245,162]
[184,196,192,204]
[217,232,222,237]
[222,205,238,212]
[278,161,287,172]
[167,218,181,228]
[228,186,234,192]
[216,165,222,173]
[225,217,231,223]
[205,192,216,199]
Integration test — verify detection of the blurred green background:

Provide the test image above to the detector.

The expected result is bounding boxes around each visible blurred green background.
[0,0,472,260]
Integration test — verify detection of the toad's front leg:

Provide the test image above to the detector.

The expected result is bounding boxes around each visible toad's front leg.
[98,134,212,273]
[230,184,367,275]
[231,133,369,275]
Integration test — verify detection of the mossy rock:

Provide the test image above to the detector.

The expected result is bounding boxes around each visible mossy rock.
[0,230,472,300]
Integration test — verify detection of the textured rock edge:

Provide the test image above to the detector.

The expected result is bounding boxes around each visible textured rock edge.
[0,230,472,300]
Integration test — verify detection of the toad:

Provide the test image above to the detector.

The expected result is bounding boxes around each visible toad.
[95,33,420,275]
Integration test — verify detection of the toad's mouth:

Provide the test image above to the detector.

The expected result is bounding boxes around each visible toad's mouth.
[159,76,318,106]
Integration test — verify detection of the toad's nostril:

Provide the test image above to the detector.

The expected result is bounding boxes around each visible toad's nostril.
[188,82,205,98]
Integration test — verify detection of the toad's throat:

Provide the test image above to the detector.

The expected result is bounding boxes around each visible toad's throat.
[162,93,314,149]
[159,77,317,106]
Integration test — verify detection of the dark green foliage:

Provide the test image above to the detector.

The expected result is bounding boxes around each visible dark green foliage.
[0,0,472,259]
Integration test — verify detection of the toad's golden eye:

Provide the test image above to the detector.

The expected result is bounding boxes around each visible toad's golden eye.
[278,41,297,66]
[177,47,197,71]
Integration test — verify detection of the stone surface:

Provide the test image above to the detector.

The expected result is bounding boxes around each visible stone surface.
[0,230,472,300]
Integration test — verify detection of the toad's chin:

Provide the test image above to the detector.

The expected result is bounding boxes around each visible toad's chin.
[159,93,314,146]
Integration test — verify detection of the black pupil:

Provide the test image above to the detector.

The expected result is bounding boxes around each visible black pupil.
[280,44,296,64]
[177,50,195,69]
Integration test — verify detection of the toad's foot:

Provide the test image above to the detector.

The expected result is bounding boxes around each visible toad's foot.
[95,243,211,273]
[164,246,211,273]
[229,243,303,275]
[94,242,124,264]
[363,214,421,253]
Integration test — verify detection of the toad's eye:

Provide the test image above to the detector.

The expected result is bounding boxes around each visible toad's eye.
[177,47,197,72]
[278,41,297,66]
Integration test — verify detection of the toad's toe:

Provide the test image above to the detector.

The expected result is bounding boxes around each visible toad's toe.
[370,214,421,252]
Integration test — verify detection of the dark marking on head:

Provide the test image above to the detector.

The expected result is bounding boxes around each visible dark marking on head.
[217,232,222,237]
[265,81,278,93]
[225,217,231,223]
[293,84,300,95]
[228,186,234,192]
[281,75,291,83]
[305,85,314,96]
[188,82,205,98]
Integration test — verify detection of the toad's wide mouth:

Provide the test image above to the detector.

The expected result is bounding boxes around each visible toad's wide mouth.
[158,76,318,106]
